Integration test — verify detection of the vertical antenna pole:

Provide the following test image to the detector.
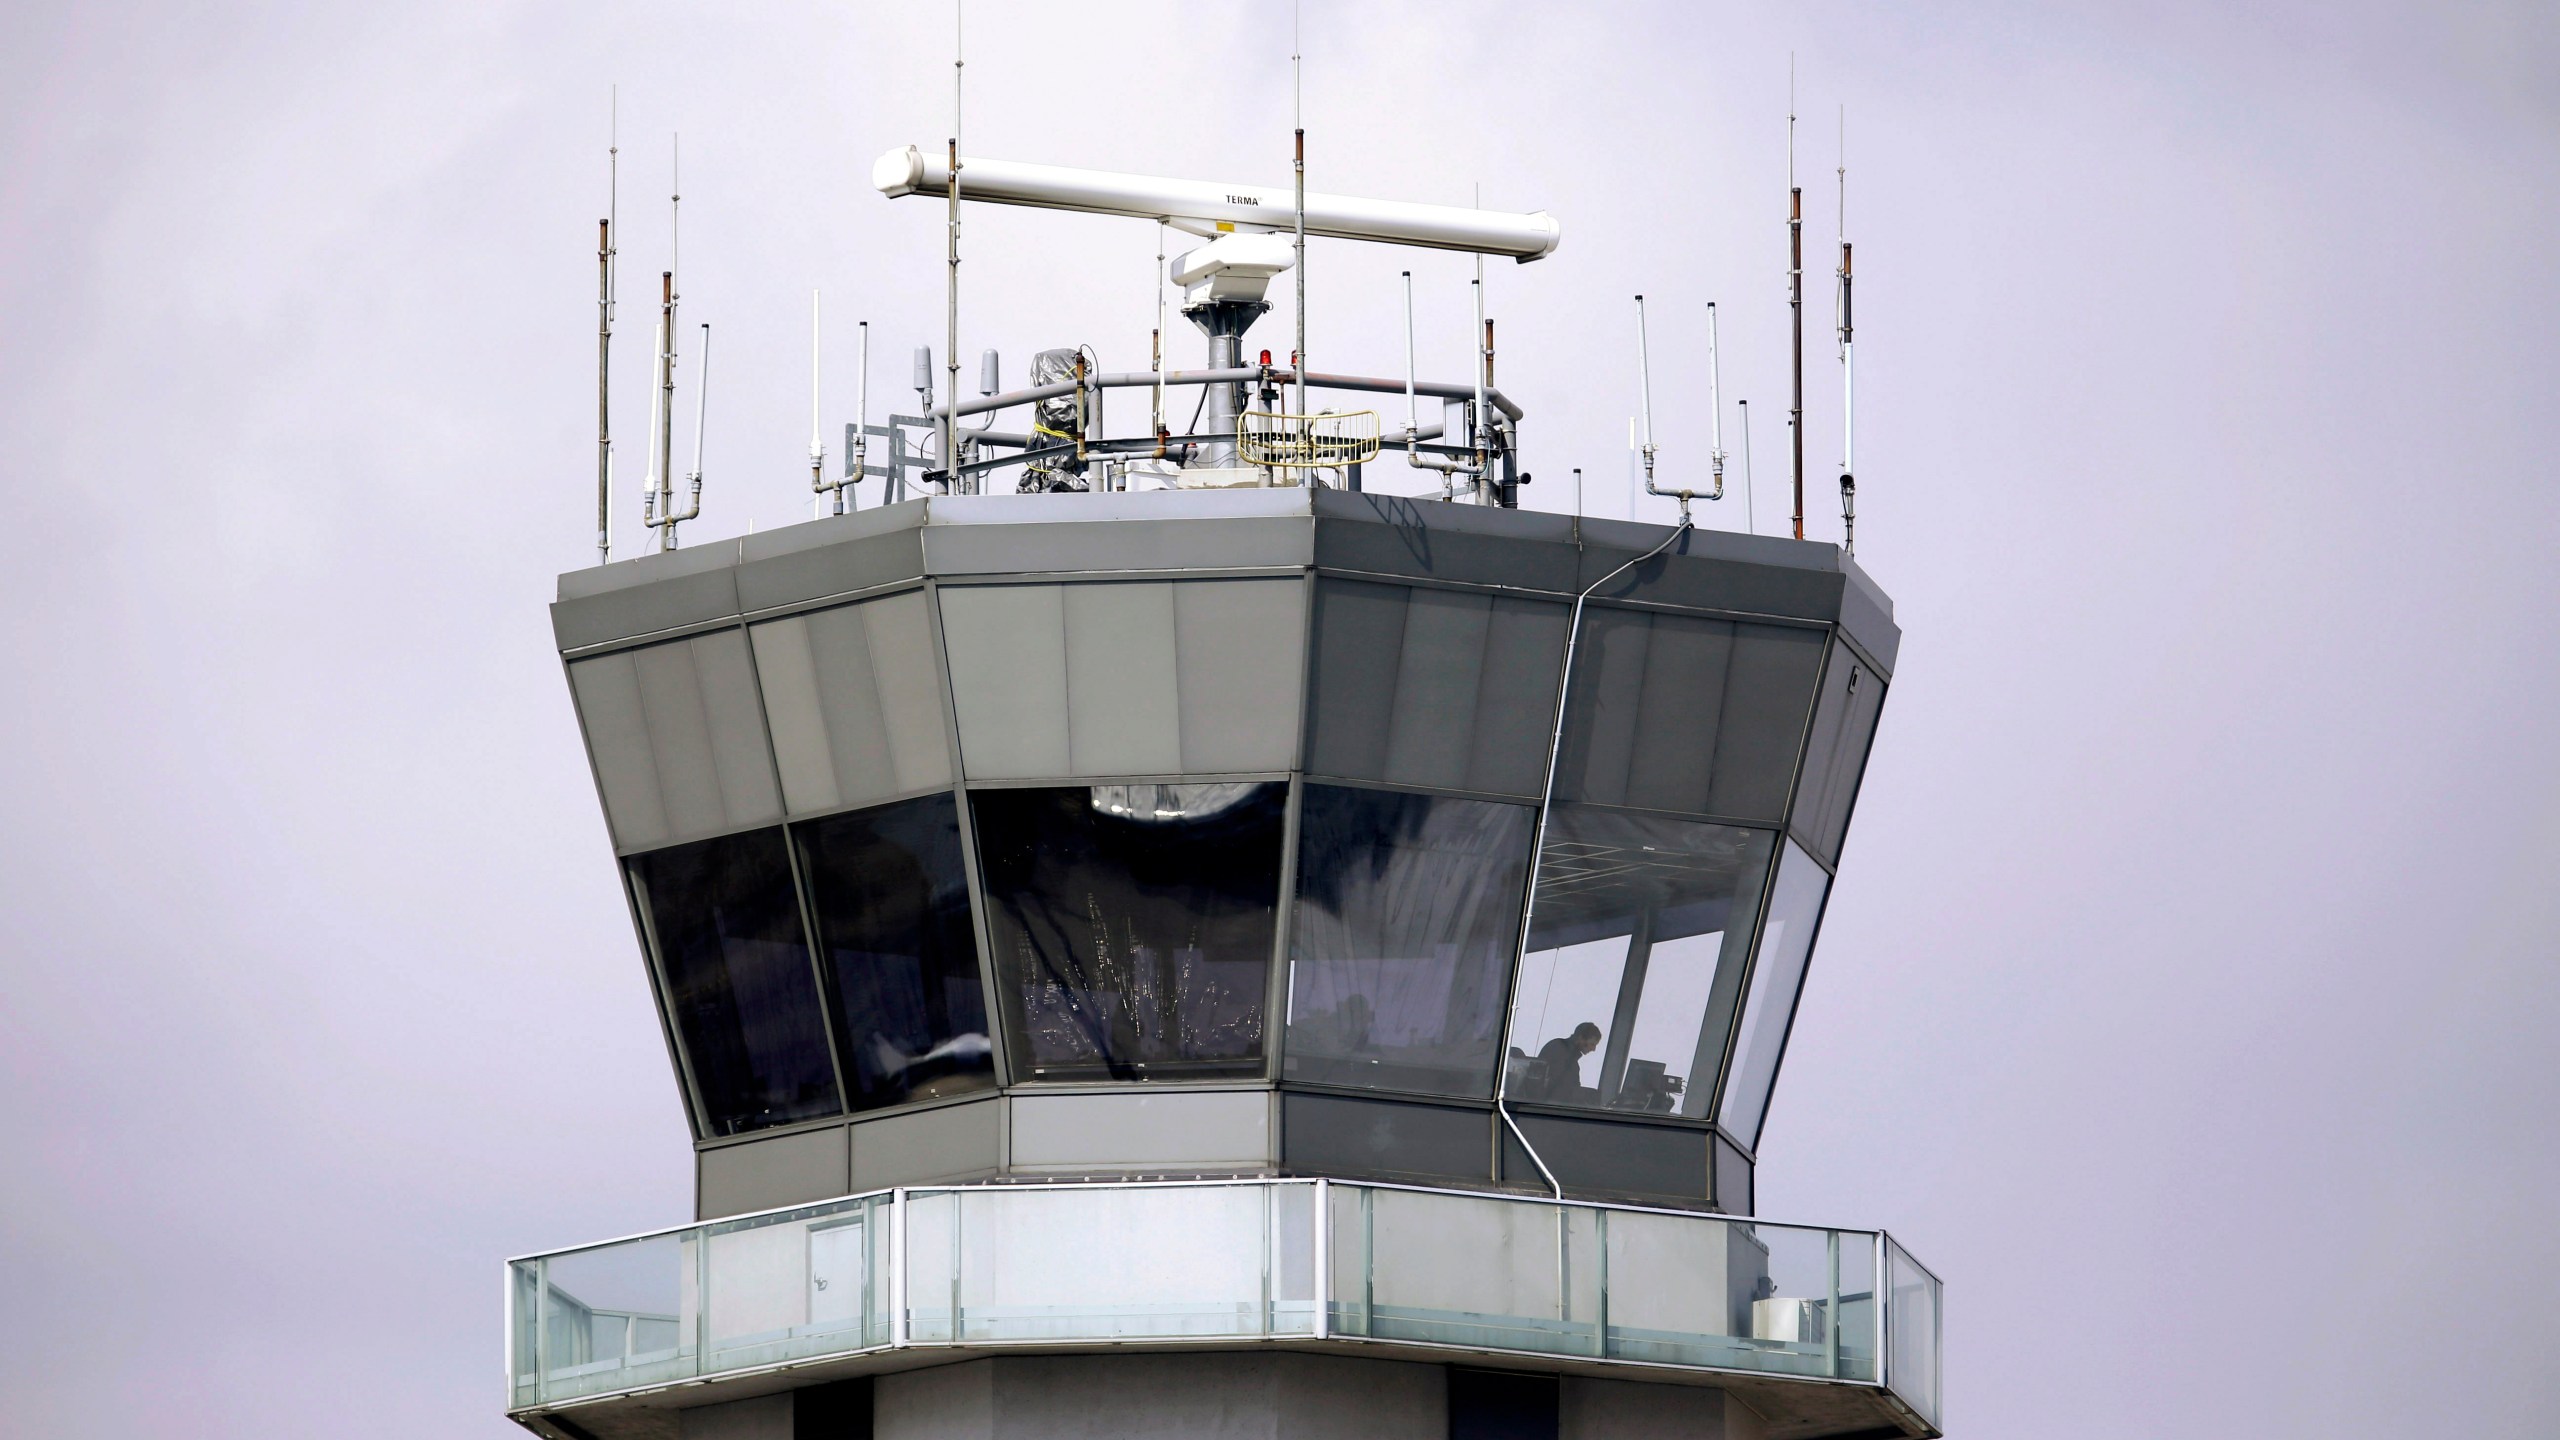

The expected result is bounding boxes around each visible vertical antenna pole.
[655,270,675,551]
[943,1,963,493]
[1154,221,1167,451]
[1292,2,1307,433]
[597,90,617,565]
[1789,68,1804,541]
[1706,302,1726,516]
[811,288,826,518]
[1837,108,1856,557]
[1634,295,1657,483]
[1472,265,1488,503]
[852,320,869,514]
[681,321,710,547]
[1739,399,1756,536]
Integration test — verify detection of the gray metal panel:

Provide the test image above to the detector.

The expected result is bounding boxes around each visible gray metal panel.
[1498,1113,1709,1206]
[752,593,954,816]
[1703,624,1826,822]
[695,1124,850,1220]
[568,649,671,848]
[552,549,743,651]
[1281,1092,1490,1183]
[1713,1133,1754,1216]
[1063,582,1182,776]
[1174,578,1306,774]
[848,1097,1001,1188]
[1625,613,1735,815]
[1463,596,1570,798]
[940,584,1069,779]
[1789,640,1886,866]
[1562,607,1652,808]
[923,515,1313,577]
[1007,1090,1272,1172]
[1303,579,1407,782]
[692,629,786,827]
[733,513,928,614]
[633,640,725,836]
[748,615,840,813]
[863,590,954,793]
[1381,587,1493,792]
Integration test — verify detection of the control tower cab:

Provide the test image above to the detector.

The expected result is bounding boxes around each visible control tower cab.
[509,491,1940,1440]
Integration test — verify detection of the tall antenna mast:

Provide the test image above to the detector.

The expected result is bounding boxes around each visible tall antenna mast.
[851,320,869,513]
[596,88,618,565]
[1789,58,1805,541]
[809,288,825,519]
[1706,300,1726,524]
[645,134,682,552]
[1152,223,1167,450]
[943,0,963,493]
[1836,107,1856,557]
[1292,1,1308,431]
[1738,398,1756,535]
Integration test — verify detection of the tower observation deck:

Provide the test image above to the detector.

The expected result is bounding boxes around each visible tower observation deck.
[510,490,1938,1440]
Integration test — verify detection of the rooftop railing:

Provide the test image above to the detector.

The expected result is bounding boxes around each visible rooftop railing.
[507,1178,1940,1433]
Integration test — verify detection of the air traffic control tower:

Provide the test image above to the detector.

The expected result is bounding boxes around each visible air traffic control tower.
[506,489,1941,1440]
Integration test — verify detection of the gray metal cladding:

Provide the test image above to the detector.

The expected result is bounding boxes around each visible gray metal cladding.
[750,590,953,815]
[1553,606,1826,824]
[1280,1092,1492,1184]
[1498,1112,1711,1205]
[1789,639,1887,866]
[940,578,1305,779]
[1304,578,1568,798]
[569,629,783,850]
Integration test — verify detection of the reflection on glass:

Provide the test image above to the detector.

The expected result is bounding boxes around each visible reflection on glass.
[1717,839,1830,1148]
[1506,808,1775,1119]
[973,783,1284,1080]
[629,829,842,1136]
[795,794,994,1113]
[1285,786,1535,1099]
[1886,1238,1942,1425]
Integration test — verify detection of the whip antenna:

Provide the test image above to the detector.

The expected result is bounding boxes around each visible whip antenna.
[1292,0,1308,433]
[1836,106,1856,557]
[1788,57,1804,541]
[942,0,963,492]
[810,288,826,519]
[596,87,618,564]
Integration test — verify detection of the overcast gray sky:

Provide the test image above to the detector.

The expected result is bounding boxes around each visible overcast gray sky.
[3,3,2556,1436]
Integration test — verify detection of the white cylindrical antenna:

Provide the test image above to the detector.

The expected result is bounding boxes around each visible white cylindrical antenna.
[1634,294,1656,482]
[851,320,869,514]
[690,322,711,482]
[914,346,934,409]
[653,270,676,550]
[1738,398,1756,535]
[1291,1,1307,430]
[1402,270,1419,448]
[810,288,826,519]
[1706,301,1727,521]
[979,349,999,396]
[643,304,667,530]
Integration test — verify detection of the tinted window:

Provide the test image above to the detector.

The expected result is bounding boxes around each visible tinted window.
[1285,785,1534,1099]
[973,783,1285,1080]
[1506,807,1775,1120]
[629,829,842,1136]
[1717,839,1830,1148]
[795,794,994,1113]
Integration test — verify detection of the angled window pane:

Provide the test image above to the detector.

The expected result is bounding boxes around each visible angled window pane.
[1506,808,1775,1120]
[974,783,1285,1081]
[1718,839,1831,1149]
[629,829,842,1136]
[1285,786,1536,1100]
[795,793,994,1114]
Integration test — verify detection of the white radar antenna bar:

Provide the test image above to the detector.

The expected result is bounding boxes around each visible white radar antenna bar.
[875,148,1561,261]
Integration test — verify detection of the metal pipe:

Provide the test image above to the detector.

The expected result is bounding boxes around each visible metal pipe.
[1472,264,1489,502]
[850,321,868,513]
[648,270,675,548]
[596,217,613,564]
[1498,515,1698,1198]
[1707,301,1727,515]
[1790,111,1804,541]
[1292,22,1308,430]
[943,4,964,492]
[1635,296,1717,520]
[809,288,824,519]
[1739,398,1755,535]
[1153,222,1167,449]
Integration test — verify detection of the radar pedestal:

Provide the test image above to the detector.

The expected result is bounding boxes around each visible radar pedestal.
[510,490,1940,1440]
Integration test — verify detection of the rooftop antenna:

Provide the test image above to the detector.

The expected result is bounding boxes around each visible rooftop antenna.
[849,320,869,514]
[1738,398,1756,535]
[1836,106,1856,557]
[1291,0,1308,433]
[942,0,963,493]
[1789,57,1805,541]
[596,87,617,565]
[673,321,709,545]
[809,288,826,519]
[1473,228,1489,502]
[1153,222,1167,452]
[1706,300,1727,521]
[1636,295,1719,521]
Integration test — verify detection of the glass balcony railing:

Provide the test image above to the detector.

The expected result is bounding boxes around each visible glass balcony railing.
[507,1179,1941,1433]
